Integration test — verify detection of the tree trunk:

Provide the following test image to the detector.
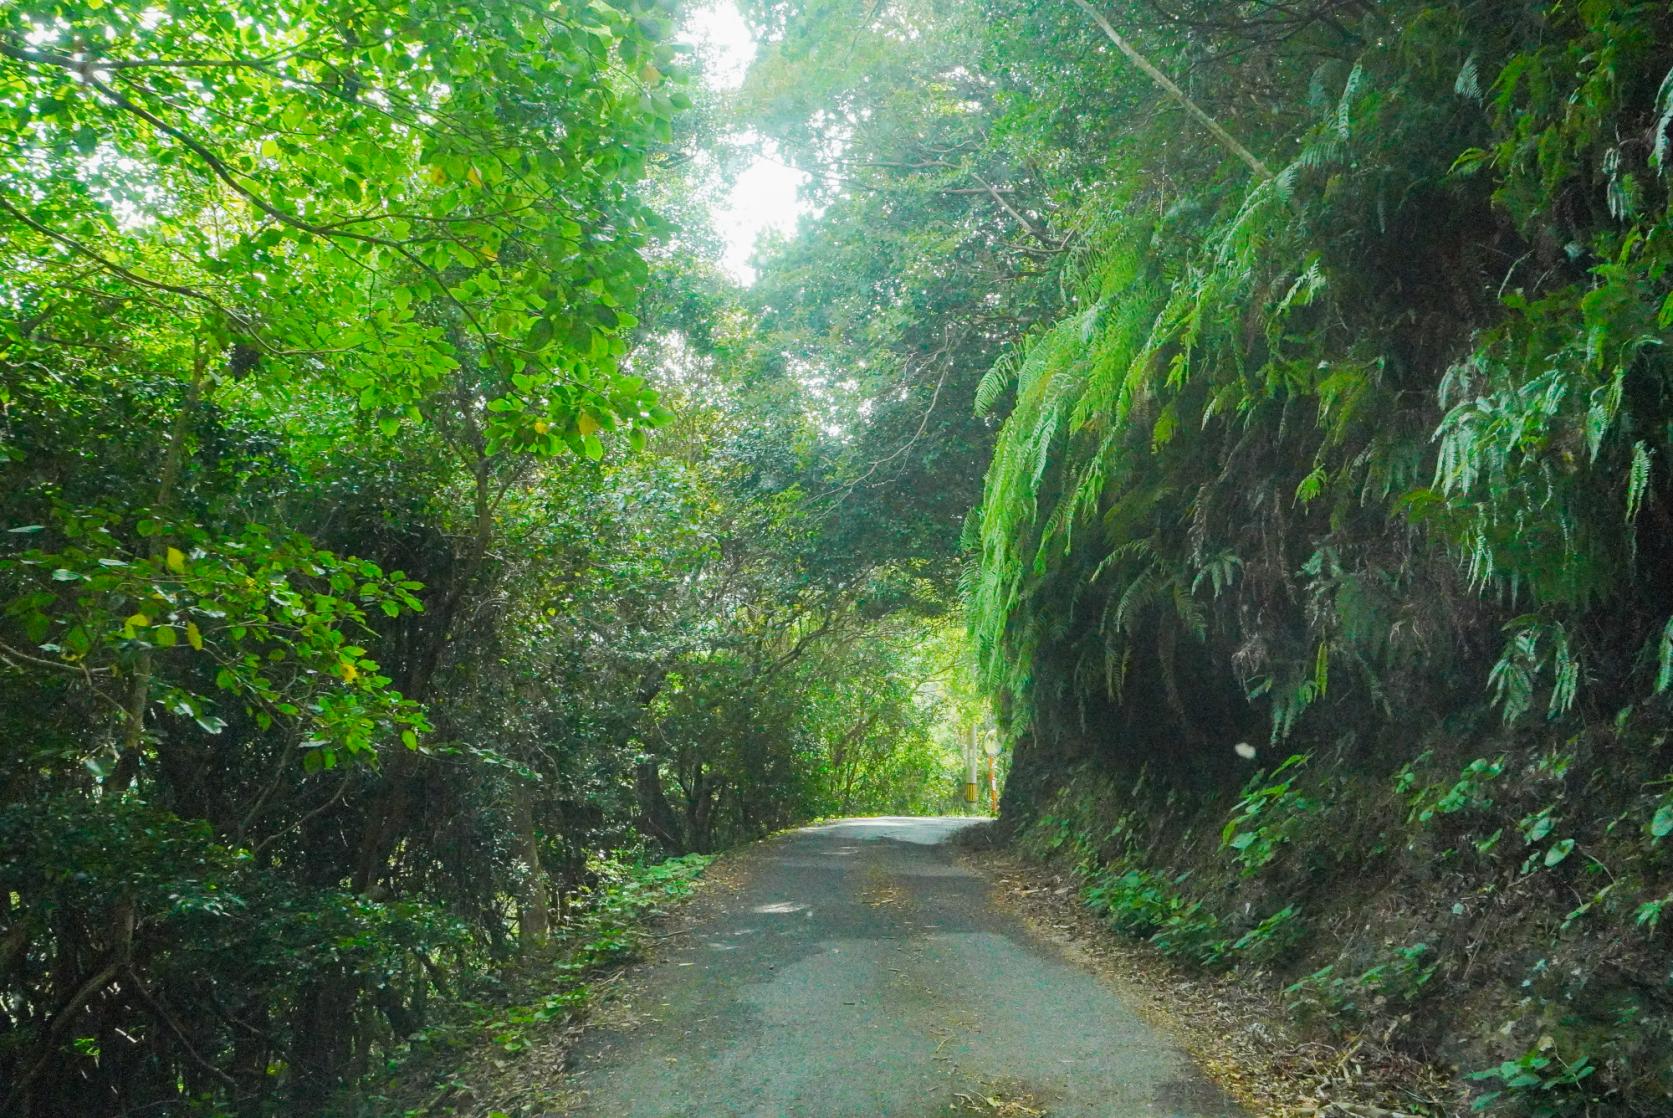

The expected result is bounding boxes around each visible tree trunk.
[634,759,685,853]
[113,340,209,788]
[513,783,550,948]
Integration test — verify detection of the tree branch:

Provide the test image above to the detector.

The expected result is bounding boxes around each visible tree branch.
[1070,0,1272,180]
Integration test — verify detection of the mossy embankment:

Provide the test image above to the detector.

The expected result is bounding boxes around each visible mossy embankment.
[998,719,1673,1116]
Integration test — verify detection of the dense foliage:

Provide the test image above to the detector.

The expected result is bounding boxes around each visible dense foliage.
[968,1,1673,760]
[734,0,1673,1112]
[0,2,966,1114]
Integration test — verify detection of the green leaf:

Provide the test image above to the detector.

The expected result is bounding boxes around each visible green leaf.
[1544,838,1575,867]
[528,316,555,349]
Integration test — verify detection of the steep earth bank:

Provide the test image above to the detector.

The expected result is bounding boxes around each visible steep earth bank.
[995,725,1673,1117]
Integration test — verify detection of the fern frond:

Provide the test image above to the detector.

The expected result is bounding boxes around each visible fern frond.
[1626,440,1652,523]
[1455,54,1482,102]
[1547,627,1578,719]
[1110,565,1160,635]
[974,359,1015,418]
[1336,63,1366,139]
[1653,65,1673,172]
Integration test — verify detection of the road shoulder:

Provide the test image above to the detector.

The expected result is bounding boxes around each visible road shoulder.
[956,840,1450,1118]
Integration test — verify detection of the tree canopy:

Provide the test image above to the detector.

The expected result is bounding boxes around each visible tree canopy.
[0,2,973,1112]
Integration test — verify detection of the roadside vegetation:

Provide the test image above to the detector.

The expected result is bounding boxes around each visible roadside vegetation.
[0,3,973,1114]
[347,852,712,1118]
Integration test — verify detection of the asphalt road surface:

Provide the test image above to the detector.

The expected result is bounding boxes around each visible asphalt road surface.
[566,817,1246,1117]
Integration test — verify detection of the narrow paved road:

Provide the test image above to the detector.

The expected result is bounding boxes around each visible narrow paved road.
[566,817,1245,1117]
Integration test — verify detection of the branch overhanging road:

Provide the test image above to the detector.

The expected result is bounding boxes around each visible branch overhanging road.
[565,817,1246,1117]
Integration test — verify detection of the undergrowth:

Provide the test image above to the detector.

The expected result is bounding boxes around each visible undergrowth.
[1012,723,1673,1117]
[338,851,712,1118]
